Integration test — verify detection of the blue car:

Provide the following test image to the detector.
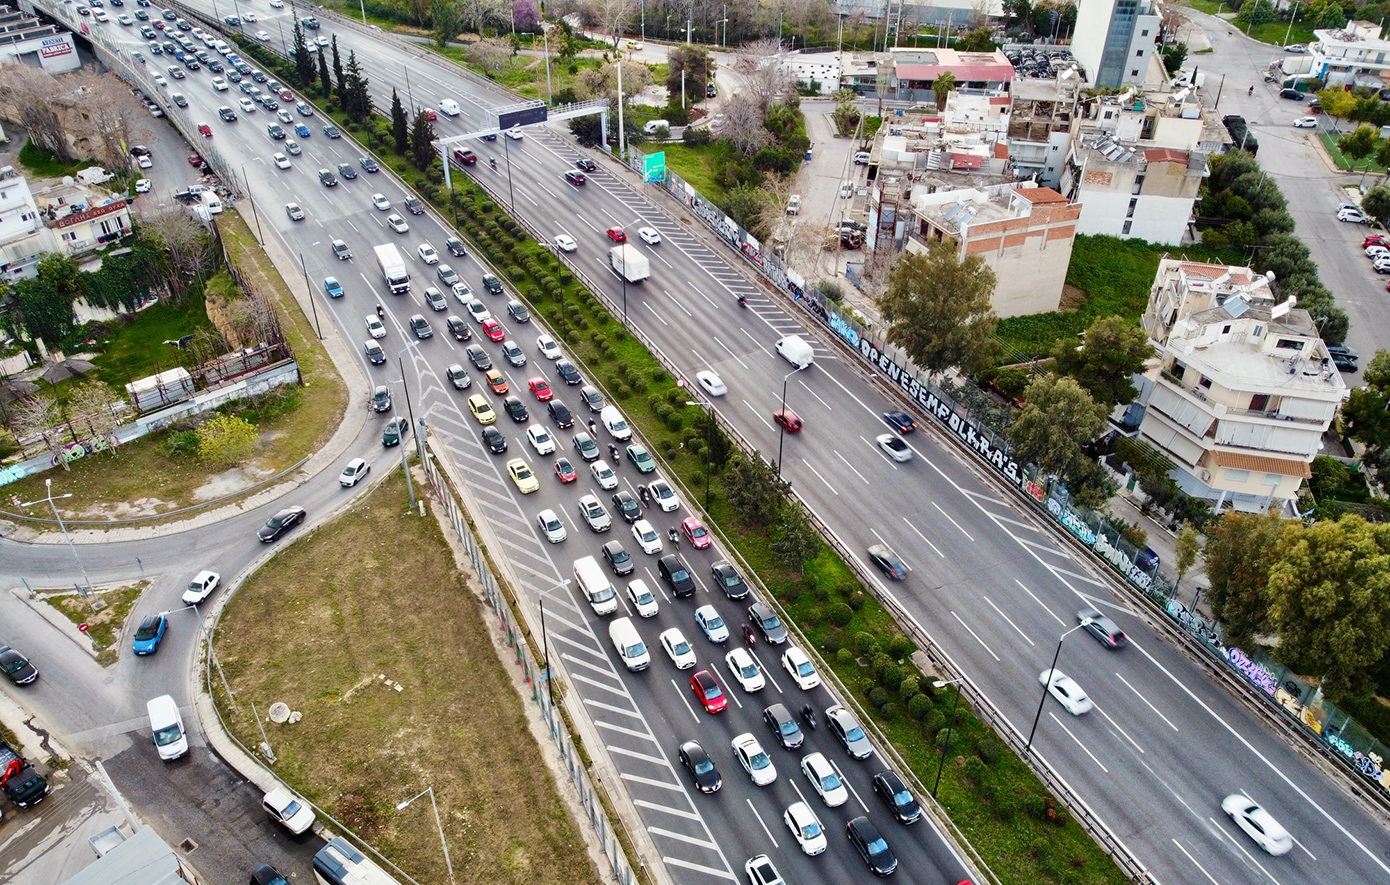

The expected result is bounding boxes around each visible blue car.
[132,613,168,654]
[294,123,310,138]
[323,276,343,298]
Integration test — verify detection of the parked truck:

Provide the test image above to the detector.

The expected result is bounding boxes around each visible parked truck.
[0,742,50,810]
[608,245,650,283]
[374,243,410,294]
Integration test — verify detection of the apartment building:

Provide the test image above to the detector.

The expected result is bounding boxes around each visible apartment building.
[1310,21,1390,89]
[1059,125,1206,245]
[1072,0,1165,88]
[0,165,132,281]
[1007,72,1084,188]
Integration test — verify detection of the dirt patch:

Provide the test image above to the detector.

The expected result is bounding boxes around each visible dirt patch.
[1058,283,1087,312]
[46,583,146,665]
[75,497,172,519]
[191,466,274,501]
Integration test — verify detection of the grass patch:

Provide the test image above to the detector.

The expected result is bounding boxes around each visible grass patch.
[1243,21,1315,47]
[1319,132,1388,174]
[212,470,600,885]
[18,139,100,178]
[650,141,730,206]
[45,583,146,666]
[1183,0,1224,13]
[88,294,212,392]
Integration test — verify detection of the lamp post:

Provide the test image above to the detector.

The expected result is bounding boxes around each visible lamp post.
[1025,619,1092,754]
[501,131,517,211]
[1283,0,1301,47]
[392,341,421,509]
[241,163,264,244]
[776,364,808,476]
[541,23,554,105]
[685,399,713,510]
[21,479,97,610]
[537,579,573,710]
[931,678,963,797]
[298,251,323,340]
[540,241,569,341]
[396,786,453,880]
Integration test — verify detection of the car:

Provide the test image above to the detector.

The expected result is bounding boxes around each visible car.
[590,459,618,490]
[781,646,821,690]
[606,226,627,243]
[576,158,596,172]
[482,273,504,296]
[1078,608,1127,648]
[188,153,203,168]
[826,703,874,758]
[564,170,587,185]
[250,865,288,885]
[748,602,788,645]
[627,577,659,614]
[536,508,567,543]
[285,140,301,156]
[660,627,698,668]
[555,234,578,252]
[504,125,523,140]
[319,277,343,299]
[678,740,721,792]
[331,239,351,260]
[372,193,391,211]
[557,361,582,385]
[691,670,727,713]
[631,520,663,556]
[1338,207,1367,224]
[465,299,491,324]
[681,517,712,549]
[572,432,599,462]
[317,168,337,186]
[1284,42,1306,52]
[773,408,802,432]
[744,855,785,885]
[731,733,776,785]
[1293,116,1318,128]
[408,315,433,339]
[130,613,169,654]
[481,317,505,341]
[453,148,477,166]
[138,154,154,169]
[486,370,509,395]
[882,410,917,434]
[1367,245,1389,258]
[424,287,448,312]
[360,156,380,173]
[465,344,492,370]
[386,214,409,234]
[286,203,305,221]
[578,494,611,531]
[726,647,766,691]
[867,544,909,580]
[877,433,912,462]
[695,369,726,396]
[525,425,555,455]
[418,243,440,265]
[507,300,531,323]
[1040,668,1092,715]
[659,554,694,597]
[481,426,507,453]
[273,152,291,169]
[437,264,460,286]
[526,378,553,403]
[1279,87,1305,100]
[239,96,256,113]
[323,124,341,139]
[294,123,312,138]
[647,478,679,512]
[134,178,152,193]
[626,444,655,473]
[548,400,574,429]
[1221,793,1293,855]
[501,395,528,421]
[695,604,730,643]
[551,459,578,486]
[403,196,425,215]
[197,122,212,137]
[710,560,748,599]
[340,458,371,487]
[262,787,315,835]
[382,417,409,446]
[611,490,642,523]
[873,769,923,824]
[168,67,185,80]
[258,507,305,542]
[507,458,540,494]
[371,386,392,412]
[118,12,132,23]
[501,340,526,367]
[846,815,898,876]
[446,364,471,390]
[1363,236,1386,249]
[801,751,849,806]
[783,801,826,855]
[467,394,497,425]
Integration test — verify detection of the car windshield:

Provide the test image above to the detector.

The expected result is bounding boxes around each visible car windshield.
[894,789,912,804]
[750,751,770,769]
[822,771,841,789]
[586,503,603,516]
[797,661,815,676]
[704,683,722,698]
[545,518,561,531]
[281,799,303,816]
[153,724,183,746]
[692,526,707,537]
[846,726,866,742]
[801,821,821,838]
[640,530,656,543]
[866,837,888,854]
[764,614,783,629]
[693,758,714,774]
[673,568,690,581]
[673,640,691,654]
[0,658,22,674]
[515,466,532,478]
[780,720,797,735]
[135,619,161,640]
[740,662,757,677]
[613,549,629,562]
[707,615,723,629]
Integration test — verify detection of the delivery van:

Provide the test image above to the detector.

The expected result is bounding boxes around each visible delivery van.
[575,555,617,615]
[775,334,814,369]
[439,98,460,116]
[147,695,189,760]
[609,617,650,671]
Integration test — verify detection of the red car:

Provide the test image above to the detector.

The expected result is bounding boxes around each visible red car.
[188,153,203,167]
[422,108,437,121]
[453,148,477,166]
[1365,236,1388,248]
[528,377,553,401]
[773,408,802,432]
[197,122,212,137]
[606,226,626,243]
[481,318,505,342]
[554,457,578,483]
[153,19,165,28]
[682,517,712,550]
[691,670,727,714]
[278,88,294,101]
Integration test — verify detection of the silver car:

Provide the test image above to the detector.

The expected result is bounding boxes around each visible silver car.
[825,704,874,759]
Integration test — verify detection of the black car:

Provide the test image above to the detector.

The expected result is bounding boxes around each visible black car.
[564,170,587,185]
[867,543,909,580]
[580,385,605,413]
[382,417,409,446]
[250,864,289,885]
[323,124,342,138]
[359,156,379,173]
[465,344,492,370]
[507,300,530,323]
[481,426,507,454]
[611,490,641,523]
[748,602,788,644]
[575,158,596,172]
[548,399,574,428]
[762,702,803,750]
[872,770,922,824]
[846,815,898,876]
[658,554,694,597]
[1331,353,1358,372]
[482,273,504,296]
[446,315,471,341]
[602,540,634,575]
[403,195,425,215]
[219,106,237,121]
[371,385,392,412]
[710,560,748,599]
[317,168,338,187]
[882,410,917,434]
[678,740,721,793]
[336,162,357,180]
[555,360,582,385]
[502,395,528,422]
[445,235,467,256]
[258,506,306,542]
[572,431,599,462]
[0,645,38,685]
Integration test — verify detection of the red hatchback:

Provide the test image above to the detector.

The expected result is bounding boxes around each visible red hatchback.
[554,457,578,483]
[453,148,477,166]
[422,108,437,121]
[1365,236,1388,249]
[606,226,626,243]
[691,670,727,714]
[481,318,505,342]
[188,153,203,167]
[682,516,712,550]
[773,408,802,432]
[197,122,212,137]
[528,377,553,401]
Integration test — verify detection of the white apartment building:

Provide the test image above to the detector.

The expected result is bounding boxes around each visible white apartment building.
[1310,21,1390,88]
[1072,0,1165,89]
[0,166,132,281]
[0,165,47,281]
[1060,126,1206,245]
[1138,260,1348,513]
[0,6,81,72]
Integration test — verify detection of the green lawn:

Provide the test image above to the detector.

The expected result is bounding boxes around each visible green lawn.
[89,294,211,392]
[653,141,730,206]
[18,140,101,178]
[1320,132,1389,174]
[1244,20,1316,47]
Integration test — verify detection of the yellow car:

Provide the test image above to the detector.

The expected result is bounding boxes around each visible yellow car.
[506,458,539,494]
[468,394,496,425]
[626,40,643,51]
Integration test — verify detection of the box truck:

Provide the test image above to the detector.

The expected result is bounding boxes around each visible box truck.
[374,243,410,294]
[609,245,650,283]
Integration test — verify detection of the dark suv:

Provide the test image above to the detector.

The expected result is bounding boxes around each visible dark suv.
[602,540,634,576]
[658,555,694,597]
[337,162,357,180]
[403,195,425,215]
[317,168,338,187]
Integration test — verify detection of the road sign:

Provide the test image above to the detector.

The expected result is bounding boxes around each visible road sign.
[79,623,89,633]
[643,151,666,183]
[497,104,548,131]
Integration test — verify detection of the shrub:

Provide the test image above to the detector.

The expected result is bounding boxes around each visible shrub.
[836,647,856,667]
[976,737,1001,765]
[870,652,892,678]
[854,632,878,656]
[878,662,903,691]
[907,693,933,720]
[993,788,1020,822]
[848,591,866,610]
[161,429,199,458]
[880,701,903,720]
[868,686,890,708]
[899,675,920,700]
[665,412,684,431]
[827,602,854,626]
[887,635,914,659]
[683,127,712,146]
[822,632,842,653]
[920,709,945,737]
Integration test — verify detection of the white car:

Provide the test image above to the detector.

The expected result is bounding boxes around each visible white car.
[800,752,849,807]
[1367,245,1389,258]
[637,226,661,245]
[269,0,284,7]
[137,154,154,169]
[537,334,562,360]
[1039,668,1093,715]
[153,74,167,87]
[781,646,821,690]
[238,97,256,113]
[1221,794,1293,855]
[526,425,556,455]
[631,519,663,555]
[626,578,659,616]
[93,9,109,21]
[451,282,472,303]
[577,494,611,532]
[601,406,632,440]
[418,243,439,265]
[783,802,827,856]
[1338,207,1367,224]
[695,604,729,643]
[659,627,697,668]
[877,433,913,462]
[589,459,618,490]
[386,213,409,233]
[263,788,316,835]
[505,125,523,139]
[372,193,391,211]
[243,12,258,22]
[211,77,228,91]
[744,855,785,885]
[365,315,386,339]
[182,569,221,604]
[339,458,370,487]
[273,152,291,169]
[1293,116,1317,128]
[731,733,776,786]
[647,478,679,512]
[695,369,726,396]
[555,234,577,252]
[725,646,766,691]
[255,29,270,40]
[466,299,491,323]
[134,178,152,192]
[316,35,330,46]
[117,13,133,24]
[536,508,567,543]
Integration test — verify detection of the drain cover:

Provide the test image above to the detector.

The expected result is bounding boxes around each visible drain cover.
[180,838,199,852]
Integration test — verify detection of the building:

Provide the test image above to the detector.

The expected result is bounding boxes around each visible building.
[1007,72,1084,188]
[0,165,133,281]
[1310,21,1390,89]
[1137,260,1348,513]
[890,47,1014,106]
[833,0,1006,27]
[0,6,80,72]
[64,826,206,885]
[906,184,1081,317]
[1071,0,1164,89]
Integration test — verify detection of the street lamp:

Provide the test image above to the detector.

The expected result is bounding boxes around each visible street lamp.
[536,579,573,710]
[776,364,809,476]
[501,131,518,211]
[541,23,554,105]
[685,399,713,510]
[21,479,98,610]
[391,341,422,509]
[396,786,453,880]
[1025,619,1092,754]
[539,241,570,341]
[931,678,963,798]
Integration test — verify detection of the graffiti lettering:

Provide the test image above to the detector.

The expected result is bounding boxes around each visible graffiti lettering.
[1228,648,1279,696]
[1047,497,1097,545]
[1326,732,1355,760]
[0,465,26,488]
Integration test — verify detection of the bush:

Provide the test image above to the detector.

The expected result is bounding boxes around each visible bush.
[962,755,988,785]
[848,591,866,610]
[822,632,842,654]
[161,429,199,458]
[887,635,914,659]
[899,675,920,700]
[827,602,854,626]
[878,662,903,691]
[870,652,892,678]
[907,693,933,720]
[854,631,878,656]
[976,737,1001,765]
[921,709,945,737]
[683,127,713,146]
[836,647,856,667]
[868,686,890,708]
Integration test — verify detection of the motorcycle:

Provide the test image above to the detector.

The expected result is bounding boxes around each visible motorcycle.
[489,157,497,169]
[737,295,747,308]
[801,704,817,730]
[376,304,385,319]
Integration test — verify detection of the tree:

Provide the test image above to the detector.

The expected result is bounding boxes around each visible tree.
[142,202,212,300]
[953,27,996,51]
[1268,515,1390,696]
[513,0,538,31]
[588,0,637,48]
[196,413,259,468]
[9,394,65,467]
[465,38,512,80]
[390,89,409,155]
[1316,88,1358,132]
[409,110,438,171]
[1341,350,1390,473]
[292,22,314,85]
[431,0,462,47]
[316,46,331,99]
[344,51,373,122]
[1174,523,1201,594]
[735,38,793,111]
[1339,125,1379,182]
[878,240,998,379]
[12,253,82,343]
[725,451,790,527]
[831,88,860,137]
[1006,375,1109,483]
[1242,0,1276,27]
[771,505,821,574]
[1162,42,1188,76]
[931,71,955,112]
[693,408,734,474]
[667,45,713,100]
[719,94,771,156]
[1362,184,1390,225]
[1050,316,1154,407]
[1316,2,1346,28]
[1204,512,1285,643]
[66,381,122,445]
[332,36,346,101]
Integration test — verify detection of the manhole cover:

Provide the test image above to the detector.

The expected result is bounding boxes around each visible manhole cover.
[268,702,290,723]
[180,838,199,852]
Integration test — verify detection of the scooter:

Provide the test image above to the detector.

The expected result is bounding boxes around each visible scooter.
[737,295,747,308]
[376,304,385,319]
[489,157,497,169]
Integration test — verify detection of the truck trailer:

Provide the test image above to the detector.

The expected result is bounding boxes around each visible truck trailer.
[374,243,410,294]
[608,245,650,283]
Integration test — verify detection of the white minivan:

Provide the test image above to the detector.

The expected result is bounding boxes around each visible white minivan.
[643,119,669,135]
[575,555,617,615]
[775,334,814,369]
[147,695,189,760]
[609,617,651,671]
[600,405,631,441]
[439,98,460,116]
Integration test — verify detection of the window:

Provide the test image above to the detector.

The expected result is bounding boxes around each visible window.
[1132,70,1140,76]
[1052,145,1059,150]
[1136,50,1144,57]
[1126,198,1138,218]
[1122,220,1133,235]
[1249,393,1270,411]
[1141,29,1149,37]
[1226,469,1250,483]
[1199,376,1213,389]
[1222,324,1232,335]
[1275,338,1306,351]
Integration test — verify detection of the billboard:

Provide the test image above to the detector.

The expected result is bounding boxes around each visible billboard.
[642,151,666,183]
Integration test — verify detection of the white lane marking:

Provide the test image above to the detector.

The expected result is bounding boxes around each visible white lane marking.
[670,679,701,723]
[1017,579,1066,625]
[1209,817,1288,883]
[1092,702,1144,754]
[608,744,667,765]
[742,400,775,430]
[622,773,684,791]
[710,664,743,710]
[901,517,945,559]
[797,381,832,410]
[690,283,718,309]
[1115,673,1180,732]
[594,718,663,741]
[1170,839,1222,885]
[739,327,774,358]
[636,798,701,818]
[1048,712,1108,772]
[648,825,718,850]
[982,596,1034,646]
[800,458,839,494]
[831,758,870,812]
[746,798,778,847]
[833,450,871,485]
[932,501,975,542]
[713,335,748,369]
[749,649,783,694]
[950,611,1001,662]
[663,857,738,881]
[576,212,601,234]
[662,289,694,318]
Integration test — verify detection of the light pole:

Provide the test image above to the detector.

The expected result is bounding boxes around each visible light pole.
[396,786,453,880]
[931,678,963,797]
[1282,0,1301,47]
[1025,619,1091,754]
[241,163,264,244]
[537,579,573,710]
[501,131,517,211]
[393,341,422,509]
[541,24,553,105]
[685,399,713,510]
[297,251,323,340]
[22,479,97,610]
[776,364,808,476]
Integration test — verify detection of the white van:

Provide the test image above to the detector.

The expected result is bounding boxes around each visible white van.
[643,119,669,136]
[200,193,223,215]
[439,98,460,116]
[574,555,617,615]
[600,405,631,441]
[147,695,188,760]
[776,334,814,369]
[786,194,801,215]
[609,617,650,671]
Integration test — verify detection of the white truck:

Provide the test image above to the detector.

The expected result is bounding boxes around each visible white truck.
[374,243,410,294]
[609,244,650,283]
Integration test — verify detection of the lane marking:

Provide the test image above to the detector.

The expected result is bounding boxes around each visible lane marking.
[648,826,718,850]
[982,595,1034,646]
[663,857,738,881]
[932,501,975,542]
[636,799,702,819]
[833,450,871,485]
[1048,712,1108,772]
[901,517,944,559]
[1170,839,1222,885]
[1115,673,1180,732]
[950,611,1001,662]
[746,798,778,846]
[800,458,839,495]
[1092,702,1144,754]
[1016,579,1066,625]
